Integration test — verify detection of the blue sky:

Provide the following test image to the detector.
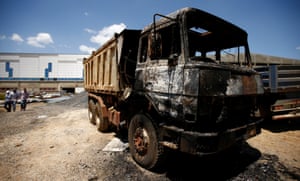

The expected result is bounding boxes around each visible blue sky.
[0,0,299,60]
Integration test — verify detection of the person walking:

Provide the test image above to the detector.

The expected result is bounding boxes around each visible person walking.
[4,90,12,112]
[11,89,19,112]
[20,88,29,111]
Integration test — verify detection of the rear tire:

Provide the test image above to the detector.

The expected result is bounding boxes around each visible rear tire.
[95,102,109,132]
[88,99,96,125]
[128,113,165,171]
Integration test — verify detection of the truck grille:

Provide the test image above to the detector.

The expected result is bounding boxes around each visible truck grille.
[195,96,257,132]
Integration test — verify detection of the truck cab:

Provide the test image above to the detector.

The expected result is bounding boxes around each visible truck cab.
[128,7,264,169]
[135,7,263,132]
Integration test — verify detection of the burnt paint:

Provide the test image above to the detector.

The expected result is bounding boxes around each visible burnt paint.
[135,60,263,124]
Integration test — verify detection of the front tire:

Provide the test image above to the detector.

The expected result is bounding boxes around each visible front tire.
[128,113,165,171]
[95,102,109,132]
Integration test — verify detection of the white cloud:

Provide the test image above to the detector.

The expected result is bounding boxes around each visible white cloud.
[296,46,300,50]
[27,33,54,48]
[90,23,126,46]
[84,12,89,16]
[79,45,96,54]
[80,23,126,54]
[84,28,97,34]
[11,33,24,42]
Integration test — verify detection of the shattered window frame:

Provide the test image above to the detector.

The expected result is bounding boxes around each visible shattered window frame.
[183,9,252,66]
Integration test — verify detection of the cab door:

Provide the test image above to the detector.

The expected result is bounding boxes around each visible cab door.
[136,25,184,120]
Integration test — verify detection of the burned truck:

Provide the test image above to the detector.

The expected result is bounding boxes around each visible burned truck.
[83,7,264,170]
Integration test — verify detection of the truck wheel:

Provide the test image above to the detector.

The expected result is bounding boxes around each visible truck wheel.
[88,100,96,125]
[95,102,109,132]
[128,114,165,171]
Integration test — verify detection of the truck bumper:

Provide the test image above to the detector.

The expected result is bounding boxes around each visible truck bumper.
[273,113,300,120]
[272,107,300,120]
[160,120,262,156]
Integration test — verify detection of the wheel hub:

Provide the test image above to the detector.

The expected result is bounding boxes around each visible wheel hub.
[133,128,149,155]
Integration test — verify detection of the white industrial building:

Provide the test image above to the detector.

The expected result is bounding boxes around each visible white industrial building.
[0,53,87,94]
[1,52,299,95]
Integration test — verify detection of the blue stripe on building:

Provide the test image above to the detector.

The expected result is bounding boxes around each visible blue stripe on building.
[5,62,13,77]
[0,77,83,81]
[44,62,52,78]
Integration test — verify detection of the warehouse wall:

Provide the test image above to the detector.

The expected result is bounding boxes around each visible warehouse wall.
[0,53,87,94]
[0,53,86,80]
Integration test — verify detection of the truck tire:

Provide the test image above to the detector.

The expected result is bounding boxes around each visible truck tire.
[95,102,109,132]
[128,113,165,171]
[88,100,96,125]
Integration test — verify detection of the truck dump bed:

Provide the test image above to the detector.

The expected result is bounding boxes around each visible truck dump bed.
[83,29,141,94]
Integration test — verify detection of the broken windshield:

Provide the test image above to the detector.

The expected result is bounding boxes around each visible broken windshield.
[188,26,250,65]
[184,8,251,65]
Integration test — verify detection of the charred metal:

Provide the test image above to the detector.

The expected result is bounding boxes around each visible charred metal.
[84,7,264,171]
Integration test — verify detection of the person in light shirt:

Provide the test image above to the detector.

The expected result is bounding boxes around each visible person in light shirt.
[4,90,12,112]
[20,88,29,111]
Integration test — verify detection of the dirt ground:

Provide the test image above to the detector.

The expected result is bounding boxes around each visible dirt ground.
[0,92,299,181]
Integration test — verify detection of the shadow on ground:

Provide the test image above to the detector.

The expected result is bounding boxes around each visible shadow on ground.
[115,132,264,180]
[262,118,300,132]
[162,142,261,180]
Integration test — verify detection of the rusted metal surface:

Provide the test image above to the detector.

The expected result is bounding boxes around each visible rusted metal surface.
[133,8,264,157]
[137,62,263,123]
[85,7,264,159]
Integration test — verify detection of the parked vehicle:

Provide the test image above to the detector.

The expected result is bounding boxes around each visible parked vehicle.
[255,64,300,120]
[83,7,264,170]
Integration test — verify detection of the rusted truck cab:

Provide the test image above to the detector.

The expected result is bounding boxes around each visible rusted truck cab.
[84,7,264,171]
[131,7,264,168]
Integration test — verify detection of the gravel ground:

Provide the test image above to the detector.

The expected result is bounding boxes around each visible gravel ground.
[0,92,299,181]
